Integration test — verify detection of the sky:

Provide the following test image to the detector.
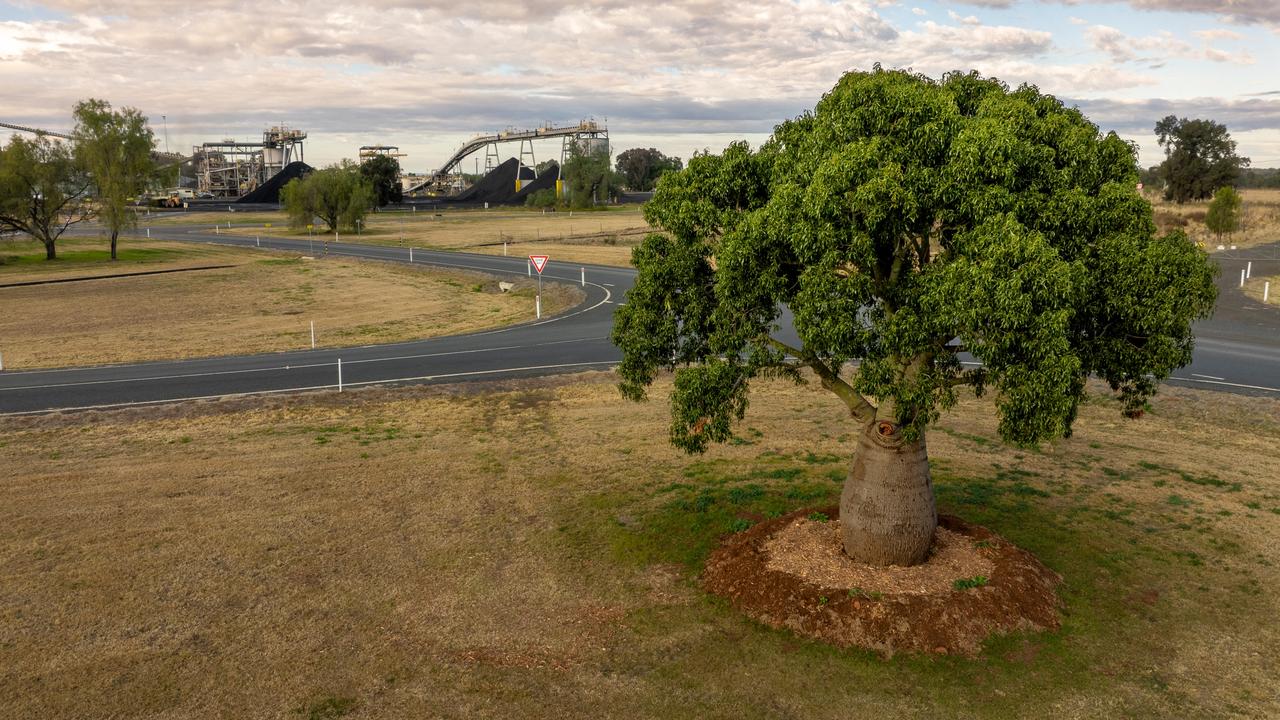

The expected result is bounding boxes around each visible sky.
[2,0,1278,174]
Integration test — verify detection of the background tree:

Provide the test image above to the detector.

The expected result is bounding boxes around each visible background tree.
[612,68,1218,567]
[615,147,683,191]
[1155,115,1249,203]
[281,163,372,232]
[524,188,558,209]
[563,141,623,208]
[72,98,157,260]
[359,154,403,207]
[1204,186,1242,241]
[0,134,91,260]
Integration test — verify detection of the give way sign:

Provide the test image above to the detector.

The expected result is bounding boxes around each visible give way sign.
[529,255,549,274]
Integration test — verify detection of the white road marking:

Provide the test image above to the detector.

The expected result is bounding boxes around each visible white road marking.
[0,337,610,391]
[1191,373,1225,380]
[0,361,618,416]
[1168,376,1280,393]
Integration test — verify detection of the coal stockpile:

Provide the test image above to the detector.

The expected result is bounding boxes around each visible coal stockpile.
[236,161,313,204]
[512,161,558,202]
[453,158,539,205]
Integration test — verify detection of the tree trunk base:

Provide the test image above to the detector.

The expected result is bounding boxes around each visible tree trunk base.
[839,421,936,566]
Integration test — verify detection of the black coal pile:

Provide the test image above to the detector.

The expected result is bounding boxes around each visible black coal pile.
[453,158,540,205]
[512,161,558,203]
[237,161,313,204]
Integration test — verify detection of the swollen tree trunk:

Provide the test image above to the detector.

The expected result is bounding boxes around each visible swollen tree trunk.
[840,420,937,566]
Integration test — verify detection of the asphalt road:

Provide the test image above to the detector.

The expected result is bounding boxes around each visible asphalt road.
[0,227,1277,414]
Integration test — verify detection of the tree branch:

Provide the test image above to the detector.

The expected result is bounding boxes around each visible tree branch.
[765,336,876,423]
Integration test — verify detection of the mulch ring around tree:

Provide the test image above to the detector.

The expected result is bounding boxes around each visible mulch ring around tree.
[702,506,1063,657]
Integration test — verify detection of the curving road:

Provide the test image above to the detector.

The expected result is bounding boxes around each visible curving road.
[0,228,631,414]
[0,228,1277,414]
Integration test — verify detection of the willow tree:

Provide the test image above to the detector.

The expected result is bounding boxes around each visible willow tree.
[281,162,372,232]
[612,68,1217,567]
[72,98,157,260]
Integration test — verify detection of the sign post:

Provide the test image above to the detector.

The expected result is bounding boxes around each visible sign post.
[529,255,549,319]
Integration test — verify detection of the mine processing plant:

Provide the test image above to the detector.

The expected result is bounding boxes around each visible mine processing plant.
[193,126,306,199]
[407,120,608,196]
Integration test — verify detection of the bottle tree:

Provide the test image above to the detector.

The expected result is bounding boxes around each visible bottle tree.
[612,68,1218,566]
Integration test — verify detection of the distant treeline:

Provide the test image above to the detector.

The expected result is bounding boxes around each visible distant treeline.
[1237,168,1280,189]
[1141,166,1280,191]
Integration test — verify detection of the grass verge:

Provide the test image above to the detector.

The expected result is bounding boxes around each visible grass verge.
[0,374,1276,717]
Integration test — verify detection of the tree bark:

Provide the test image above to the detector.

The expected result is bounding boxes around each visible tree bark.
[110,231,118,260]
[44,240,56,260]
[840,420,936,566]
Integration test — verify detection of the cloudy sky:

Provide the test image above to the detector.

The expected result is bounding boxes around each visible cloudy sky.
[2,0,1277,173]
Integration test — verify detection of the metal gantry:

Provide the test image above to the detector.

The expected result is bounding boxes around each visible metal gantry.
[406,119,608,196]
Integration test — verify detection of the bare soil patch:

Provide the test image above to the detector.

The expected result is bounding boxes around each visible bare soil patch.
[764,519,992,595]
[704,506,1061,657]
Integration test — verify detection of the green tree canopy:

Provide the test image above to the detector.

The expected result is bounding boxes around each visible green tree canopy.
[359,154,403,207]
[615,148,683,191]
[563,140,623,208]
[0,134,91,260]
[281,162,373,232]
[612,68,1218,566]
[1204,186,1242,239]
[1155,115,1249,203]
[72,98,157,260]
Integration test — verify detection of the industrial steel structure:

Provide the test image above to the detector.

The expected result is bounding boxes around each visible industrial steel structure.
[0,121,72,140]
[358,145,406,161]
[407,119,608,196]
[193,126,306,199]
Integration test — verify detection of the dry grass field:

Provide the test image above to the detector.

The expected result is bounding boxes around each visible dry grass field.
[1,373,1277,718]
[0,236,579,369]
[158,206,650,267]
[1149,188,1280,250]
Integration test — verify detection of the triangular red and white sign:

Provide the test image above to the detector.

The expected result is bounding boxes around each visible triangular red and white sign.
[529,255,549,274]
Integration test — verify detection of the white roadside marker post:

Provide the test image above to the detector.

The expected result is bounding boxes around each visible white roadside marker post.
[1265,282,1271,304]
[1246,261,1252,279]
[338,358,343,393]
[409,247,414,263]
[256,236,260,247]
[0,349,5,371]
[146,228,150,238]
[310,321,316,349]
[581,267,585,286]
[527,260,532,276]
[536,295,542,319]
[215,226,219,235]
[1240,268,1246,288]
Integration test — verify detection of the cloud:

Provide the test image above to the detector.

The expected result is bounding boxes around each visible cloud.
[939,0,1280,26]
[3,0,1275,170]
[1068,95,1280,135]
[906,21,1054,59]
[1086,23,1254,65]
[912,7,927,16]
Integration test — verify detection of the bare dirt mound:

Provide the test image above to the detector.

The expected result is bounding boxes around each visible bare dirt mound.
[702,506,1063,657]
